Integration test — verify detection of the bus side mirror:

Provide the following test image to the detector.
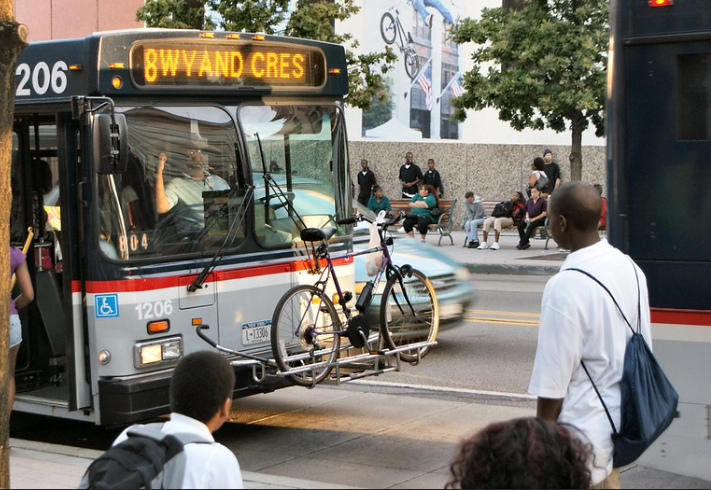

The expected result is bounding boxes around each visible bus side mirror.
[93,113,128,174]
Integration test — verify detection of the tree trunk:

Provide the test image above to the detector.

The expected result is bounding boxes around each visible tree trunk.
[0,3,28,486]
[569,115,584,182]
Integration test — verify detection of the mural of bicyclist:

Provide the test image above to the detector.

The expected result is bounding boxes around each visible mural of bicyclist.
[413,0,455,26]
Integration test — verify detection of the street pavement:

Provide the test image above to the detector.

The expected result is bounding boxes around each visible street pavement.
[8,230,711,489]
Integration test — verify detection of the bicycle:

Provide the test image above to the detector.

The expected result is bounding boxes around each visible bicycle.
[270,212,439,387]
[380,4,421,80]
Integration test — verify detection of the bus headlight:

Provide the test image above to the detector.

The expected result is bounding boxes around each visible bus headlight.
[134,336,183,368]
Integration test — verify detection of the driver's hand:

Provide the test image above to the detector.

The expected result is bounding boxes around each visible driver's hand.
[158,153,167,173]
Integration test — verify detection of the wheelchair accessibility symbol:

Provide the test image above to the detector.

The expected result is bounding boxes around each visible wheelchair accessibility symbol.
[95,294,119,318]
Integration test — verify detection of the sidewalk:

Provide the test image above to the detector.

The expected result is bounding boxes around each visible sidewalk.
[9,438,355,489]
[423,229,567,276]
[10,385,711,489]
[8,385,711,489]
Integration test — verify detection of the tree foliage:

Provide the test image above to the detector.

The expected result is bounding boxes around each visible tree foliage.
[137,0,397,110]
[362,78,394,134]
[451,0,608,180]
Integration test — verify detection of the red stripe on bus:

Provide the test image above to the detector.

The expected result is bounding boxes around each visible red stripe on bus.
[651,308,711,326]
[80,256,353,294]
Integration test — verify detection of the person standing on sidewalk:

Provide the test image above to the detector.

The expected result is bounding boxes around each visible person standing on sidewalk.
[356,159,377,206]
[423,158,444,198]
[528,182,653,489]
[398,152,423,199]
[542,148,561,196]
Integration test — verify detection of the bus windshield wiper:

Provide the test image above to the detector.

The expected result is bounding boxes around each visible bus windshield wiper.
[256,133,307,231]
[187,185,253,292]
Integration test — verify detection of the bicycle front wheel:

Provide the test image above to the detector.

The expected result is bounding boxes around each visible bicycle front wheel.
[380,13,397,44]
[271,285,341,387]
[380,268,439,363]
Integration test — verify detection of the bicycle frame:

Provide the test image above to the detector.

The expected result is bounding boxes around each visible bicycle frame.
[301,218,398,338]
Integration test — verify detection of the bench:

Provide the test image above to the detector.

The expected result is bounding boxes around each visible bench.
[389,198,458,246]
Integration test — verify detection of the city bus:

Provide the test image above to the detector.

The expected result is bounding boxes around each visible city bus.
[607,0,711,478]
[11,29,352,425]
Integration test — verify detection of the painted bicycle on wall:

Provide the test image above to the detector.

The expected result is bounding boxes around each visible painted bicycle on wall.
[380,2,421,79]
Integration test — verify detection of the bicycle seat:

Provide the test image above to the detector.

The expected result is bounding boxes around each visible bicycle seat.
[300,226,337,242]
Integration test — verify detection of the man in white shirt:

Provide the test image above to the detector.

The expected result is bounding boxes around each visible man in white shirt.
[113,351,244,489]
[155,146,230,235]
[528,182,652,489]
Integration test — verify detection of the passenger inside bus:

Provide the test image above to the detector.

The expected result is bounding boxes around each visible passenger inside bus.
[154,145,230,236]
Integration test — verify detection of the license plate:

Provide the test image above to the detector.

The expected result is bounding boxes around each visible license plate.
[439,303,464,320]
[242,320,271,345]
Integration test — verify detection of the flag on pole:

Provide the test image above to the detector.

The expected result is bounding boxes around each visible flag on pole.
[451,74,464,98]
[417,66,432,111]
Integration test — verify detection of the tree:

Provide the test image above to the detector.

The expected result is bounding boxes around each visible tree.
[0,1,27,487]
[137,0,397,111]
[451,0,608,181]
[362,78,394,135]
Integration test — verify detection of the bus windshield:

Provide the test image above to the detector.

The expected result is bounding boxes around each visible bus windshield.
[98,103,346,259]
[240,104,344,247]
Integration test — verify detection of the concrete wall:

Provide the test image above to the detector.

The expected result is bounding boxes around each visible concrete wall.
[348,140,606,225]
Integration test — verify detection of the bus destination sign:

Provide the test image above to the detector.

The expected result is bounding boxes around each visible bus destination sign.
[129,40,326,89]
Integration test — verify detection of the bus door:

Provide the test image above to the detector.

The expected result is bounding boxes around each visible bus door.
[622,40,711,310]
[11,111,91,414]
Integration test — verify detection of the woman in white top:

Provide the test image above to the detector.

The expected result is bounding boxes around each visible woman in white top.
[527,157,548,198]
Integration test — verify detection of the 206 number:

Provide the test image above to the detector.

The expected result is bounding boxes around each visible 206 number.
[16,61,68,96]
[135,300,173,320]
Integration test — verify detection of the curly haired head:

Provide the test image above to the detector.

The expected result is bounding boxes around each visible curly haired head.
[446,417,591,489]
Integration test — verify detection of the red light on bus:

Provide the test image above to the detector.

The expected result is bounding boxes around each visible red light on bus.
[147,320,170,334]
[648,0,673,7]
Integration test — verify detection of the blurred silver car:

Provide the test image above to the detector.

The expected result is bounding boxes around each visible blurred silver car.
[352,202,474,328]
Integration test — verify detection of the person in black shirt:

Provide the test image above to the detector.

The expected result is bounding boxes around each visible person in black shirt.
[542,148,561,196]
[422,158,444,197]
[356,159,377,206]
[398,152,423,198]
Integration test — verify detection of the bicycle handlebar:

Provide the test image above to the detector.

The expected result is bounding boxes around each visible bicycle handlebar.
[338,212,402,229]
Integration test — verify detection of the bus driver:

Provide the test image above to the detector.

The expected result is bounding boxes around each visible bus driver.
[155,146,230,235]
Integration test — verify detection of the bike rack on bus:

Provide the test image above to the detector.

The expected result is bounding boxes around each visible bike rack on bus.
[195,325,275,383]
[196,324,437,387]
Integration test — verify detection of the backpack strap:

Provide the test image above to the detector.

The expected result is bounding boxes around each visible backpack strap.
[565,261,642,435]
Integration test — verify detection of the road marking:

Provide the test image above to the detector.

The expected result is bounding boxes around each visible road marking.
[464,309,540,326]
[467,309,539,318]
[349,379,536,401]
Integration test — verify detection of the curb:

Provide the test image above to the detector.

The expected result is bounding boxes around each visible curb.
[466,263,561,276]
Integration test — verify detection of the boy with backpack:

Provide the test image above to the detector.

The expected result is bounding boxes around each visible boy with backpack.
[79,351,243,489]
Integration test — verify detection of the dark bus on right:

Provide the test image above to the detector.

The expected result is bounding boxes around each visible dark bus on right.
[607,0,711,326]
[607,2,711,478]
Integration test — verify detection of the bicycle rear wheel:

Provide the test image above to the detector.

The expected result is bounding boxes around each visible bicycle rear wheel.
[404,50,420,80]
[271,285,341,386]
[379,268,439,363]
